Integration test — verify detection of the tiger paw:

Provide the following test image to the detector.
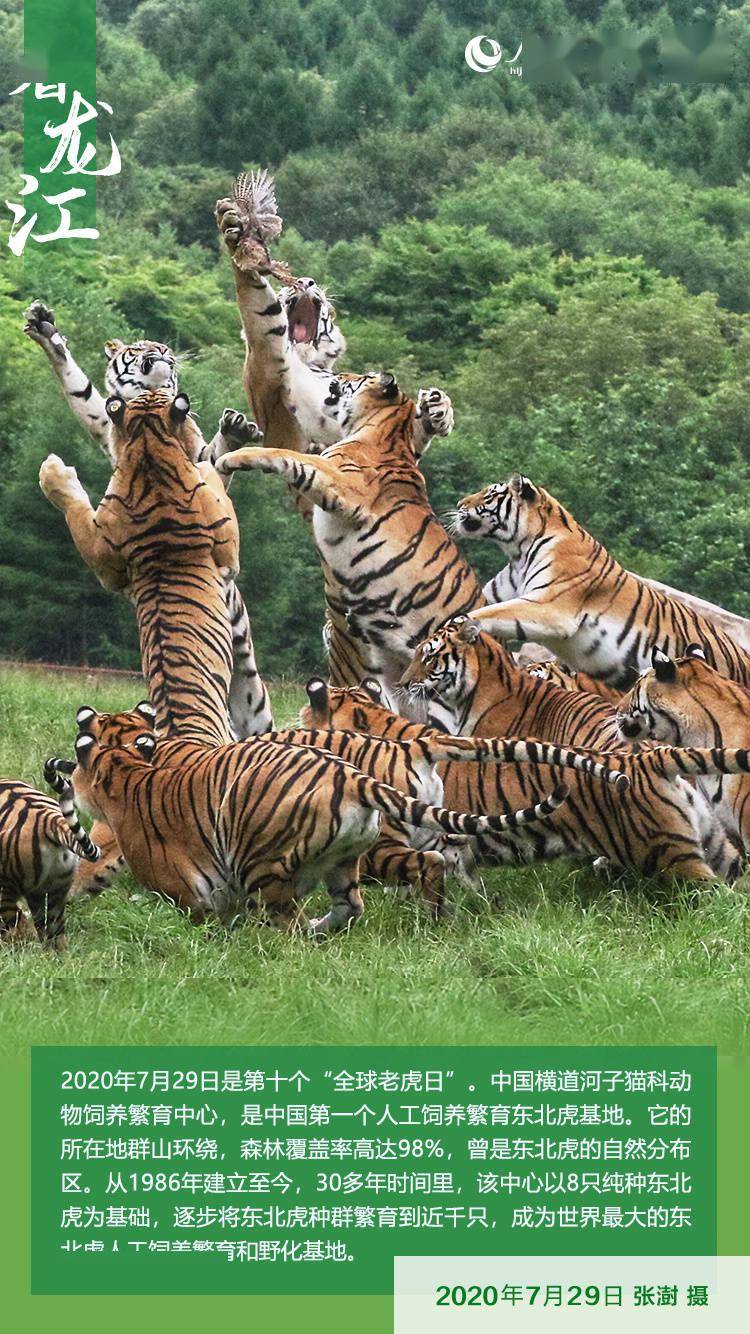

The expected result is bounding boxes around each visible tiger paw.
[39,454,88,511]
[24,299,68,362]
[218,409,263,447]
[215,197,242,255]
[417,387,454,438]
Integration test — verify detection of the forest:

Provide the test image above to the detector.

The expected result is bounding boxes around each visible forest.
[2,0,750,676]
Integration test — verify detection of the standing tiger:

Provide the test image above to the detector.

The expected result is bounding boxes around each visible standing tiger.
[23,299,273,738]
[215,372,483,690]
[453,474,750,690]
[0,769,99,950]
[617,645,750,855]
[397,617,750,883]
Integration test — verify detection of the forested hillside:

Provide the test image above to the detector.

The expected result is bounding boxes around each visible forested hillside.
[2,0,750,674]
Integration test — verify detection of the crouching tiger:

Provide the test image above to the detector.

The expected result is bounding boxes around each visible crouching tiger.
[399,617,750,882]
[47,706,572,933]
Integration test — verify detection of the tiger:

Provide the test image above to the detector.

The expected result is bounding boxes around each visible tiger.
[523,657,623,704]
[397,616,750,883]
[39,390,239,747]
[67,694,612,913]
[24,299,273,738]
[48,707,572,932]
[214,180,453,459]
[215,371,483,691]
[452,474,750,691]
[617,645,750,855]
[0,767,99,950]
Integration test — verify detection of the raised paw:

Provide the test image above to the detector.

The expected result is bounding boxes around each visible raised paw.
[417,387,454,438]
[39,454,88,511]
[24,299,68,362]
[215,197,243,254]
[219,409,263,446]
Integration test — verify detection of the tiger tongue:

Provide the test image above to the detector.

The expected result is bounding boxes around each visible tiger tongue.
[292,322,309,343]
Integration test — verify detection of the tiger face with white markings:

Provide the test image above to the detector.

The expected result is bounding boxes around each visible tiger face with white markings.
[277,277,346,370]
[104,338,179,399]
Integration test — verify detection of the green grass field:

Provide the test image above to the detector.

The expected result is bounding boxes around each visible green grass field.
[1,664,748,1054]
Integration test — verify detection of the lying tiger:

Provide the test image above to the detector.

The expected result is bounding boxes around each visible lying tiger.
[454,474,750,690]
[397,616,750,883]
[215,371,483,691]
[24,299,273,738]
[618,645,750,856]
[48,706,572,931]
[0,766,99,950]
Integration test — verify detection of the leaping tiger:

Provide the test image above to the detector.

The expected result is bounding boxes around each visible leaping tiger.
[24,300,273,738]
[215,371,482,693]
[453,474,750,690]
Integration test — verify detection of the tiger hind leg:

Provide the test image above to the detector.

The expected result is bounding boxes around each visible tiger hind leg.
[309,860,365,935]
[364,835,449,918]
[0,887,38,943]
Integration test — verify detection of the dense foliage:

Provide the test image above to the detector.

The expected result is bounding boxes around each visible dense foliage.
[2,0,750,675]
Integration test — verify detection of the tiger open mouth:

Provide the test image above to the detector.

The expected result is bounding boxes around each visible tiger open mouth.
[286,291,320,345]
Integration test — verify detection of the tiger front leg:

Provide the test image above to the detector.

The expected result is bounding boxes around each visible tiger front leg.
[413,387,455,453]
[39,456,127,591]
[470,600,580,645]
[199,409,263,492]
[24,301,111,455]
[215,446,360,516]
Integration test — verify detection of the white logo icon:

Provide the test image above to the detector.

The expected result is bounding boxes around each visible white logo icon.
[464,35,504,73]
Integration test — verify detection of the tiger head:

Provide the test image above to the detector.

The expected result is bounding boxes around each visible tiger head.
[452,474,547,547]
[104,389,203,461]
[616,645,740,745]
[300,676,393,733]
[399,616,496,707]
[278,277,346,370]
[319,371,412,438]
[104,339,178,399]
[48,702,157,822]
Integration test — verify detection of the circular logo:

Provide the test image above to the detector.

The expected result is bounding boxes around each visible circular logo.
[464,35,503,73]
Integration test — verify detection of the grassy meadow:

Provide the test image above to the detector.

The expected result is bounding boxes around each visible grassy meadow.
[0,663,749,1055]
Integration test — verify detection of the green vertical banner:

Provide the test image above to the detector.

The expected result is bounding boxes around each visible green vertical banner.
[14,0,98,264]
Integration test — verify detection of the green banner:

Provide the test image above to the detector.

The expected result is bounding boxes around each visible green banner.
[31,1045,717,1296]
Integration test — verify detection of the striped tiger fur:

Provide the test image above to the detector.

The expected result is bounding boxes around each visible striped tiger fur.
[39,391,240,746]
[24,300,273,738]
[452,474,750,690]
[305,656,750,882]
[618,645,750,854]
[215,372,481,692]
[51,709,571,931]
[524,657,623,704]
[0,772,99,950]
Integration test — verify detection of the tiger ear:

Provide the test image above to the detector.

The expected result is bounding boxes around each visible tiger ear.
[652,647,677,683]
[685,643,707,661]
[510,473,537,503]
[306,677,330,720]
[378,371,399,399]
[361,678,383,702]
[456,618,481,645]
[74,733,96,762]
[134,734,156,761]
[135,700,156,723]
[105,339,125,359]
[105,395,125,421]
[170,393,191,422]
[76,705,96,731]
